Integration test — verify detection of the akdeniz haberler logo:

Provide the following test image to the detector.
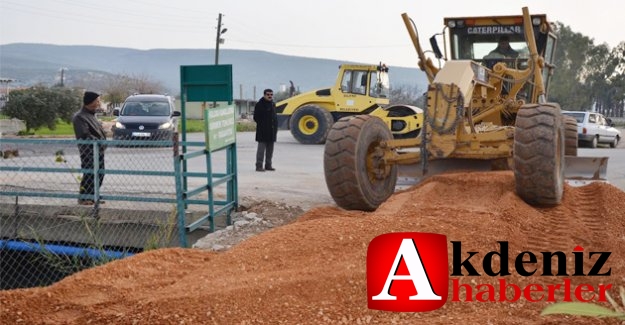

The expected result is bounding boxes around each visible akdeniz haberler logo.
[366,232,613,312]
[367,232,448,312]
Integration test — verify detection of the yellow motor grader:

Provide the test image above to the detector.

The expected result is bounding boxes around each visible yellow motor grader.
[323,7,607,211]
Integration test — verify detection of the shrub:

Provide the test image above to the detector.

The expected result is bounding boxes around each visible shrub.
[3,86,81,132]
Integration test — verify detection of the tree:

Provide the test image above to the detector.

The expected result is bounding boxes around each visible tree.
[549,23,595,110]
[2,86,81,132]
[549,24,625,117]
[599,42,625,117]
[389,84,424,107]
[610,48,625,117]
[586,44,616,116]
[52,86,83,123]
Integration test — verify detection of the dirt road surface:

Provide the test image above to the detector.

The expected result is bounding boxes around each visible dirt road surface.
[2,170,625,324]
[1,130,625,324]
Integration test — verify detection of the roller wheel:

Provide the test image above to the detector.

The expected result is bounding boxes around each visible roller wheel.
[513,104,565,206]
[324,115,397,211]
[289,105,334,144]
[563,115,578,156]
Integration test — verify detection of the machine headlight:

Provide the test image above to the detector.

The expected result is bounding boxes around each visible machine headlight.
[532,17,541,26]
[158,122,173,129]
[447,20,464,28]
[471,62,489,84]
[391,120,406,132]
[476,65,488,83]
[115,121,125,129]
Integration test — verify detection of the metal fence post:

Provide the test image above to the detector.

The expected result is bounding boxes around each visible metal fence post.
[173,133,187,247]
[92,141,101,217]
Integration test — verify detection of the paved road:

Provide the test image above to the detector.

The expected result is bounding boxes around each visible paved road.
[184,131,331,210]
[2,129,624,210]
[190,130,625,210]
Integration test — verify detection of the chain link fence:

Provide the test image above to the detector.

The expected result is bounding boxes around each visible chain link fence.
[0,138,232,289]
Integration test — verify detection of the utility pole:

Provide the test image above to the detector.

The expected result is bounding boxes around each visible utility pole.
[0,78,15,102]
[60,67,67,87]
[214,13,227,65]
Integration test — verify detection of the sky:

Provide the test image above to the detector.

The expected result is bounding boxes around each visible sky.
[1,0,623,69]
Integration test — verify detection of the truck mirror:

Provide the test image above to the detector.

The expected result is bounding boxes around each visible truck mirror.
[430,35,443,59]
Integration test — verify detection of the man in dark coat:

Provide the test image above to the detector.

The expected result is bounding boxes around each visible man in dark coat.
[72,91,107,205]
[253,89,278,172]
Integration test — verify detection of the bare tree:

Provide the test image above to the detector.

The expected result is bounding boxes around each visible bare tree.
[101,73,166,114]
[389,84,425,107]
[125,73,166,94]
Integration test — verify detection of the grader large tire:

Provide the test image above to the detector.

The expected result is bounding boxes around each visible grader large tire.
[564,115,578,156]
[324,115,397,211]
[290,105,334,144]
[513,104,565,206]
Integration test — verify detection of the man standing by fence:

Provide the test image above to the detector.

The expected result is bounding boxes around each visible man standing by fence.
[72,91,106,205]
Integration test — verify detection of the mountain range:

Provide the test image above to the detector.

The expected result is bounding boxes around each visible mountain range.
[0,43,427,100]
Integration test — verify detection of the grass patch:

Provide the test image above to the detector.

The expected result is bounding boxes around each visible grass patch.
[180,119,204,133]
[36,122,75,136]
[237,120,256,132]
[16,118,255,136]
[21,120,75,136]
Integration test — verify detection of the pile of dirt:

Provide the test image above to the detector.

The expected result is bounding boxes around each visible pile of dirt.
[1,171,624,324]
[194,199,305,251]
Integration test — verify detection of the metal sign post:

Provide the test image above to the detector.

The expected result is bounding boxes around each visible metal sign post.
[177,65,237,246]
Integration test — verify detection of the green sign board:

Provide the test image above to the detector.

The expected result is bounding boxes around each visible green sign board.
[180,65,233,103]
[205,105,235,151]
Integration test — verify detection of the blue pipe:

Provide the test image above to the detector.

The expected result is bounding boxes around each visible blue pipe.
[0,240,133,260]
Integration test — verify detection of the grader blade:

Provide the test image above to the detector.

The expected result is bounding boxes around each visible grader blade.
[564,156,609,187]
[396,158,493,189]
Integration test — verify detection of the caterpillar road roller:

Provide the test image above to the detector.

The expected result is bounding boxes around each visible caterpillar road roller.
[323,7,608,211]
[275,63,423,144]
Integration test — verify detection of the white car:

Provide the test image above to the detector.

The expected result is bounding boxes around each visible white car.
[562,111,621,148]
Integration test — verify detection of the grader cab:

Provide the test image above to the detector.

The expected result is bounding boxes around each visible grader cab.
[323,7,607,211]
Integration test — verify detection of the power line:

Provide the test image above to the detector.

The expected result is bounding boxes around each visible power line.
[1,2,410,51]
[50,0,217,23]
[0,1,212,32]
[227,38,409,49]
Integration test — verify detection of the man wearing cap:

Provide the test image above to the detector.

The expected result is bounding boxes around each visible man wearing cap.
[72,91,107,205]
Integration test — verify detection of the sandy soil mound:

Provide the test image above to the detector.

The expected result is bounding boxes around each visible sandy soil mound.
[1,171,624,324]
